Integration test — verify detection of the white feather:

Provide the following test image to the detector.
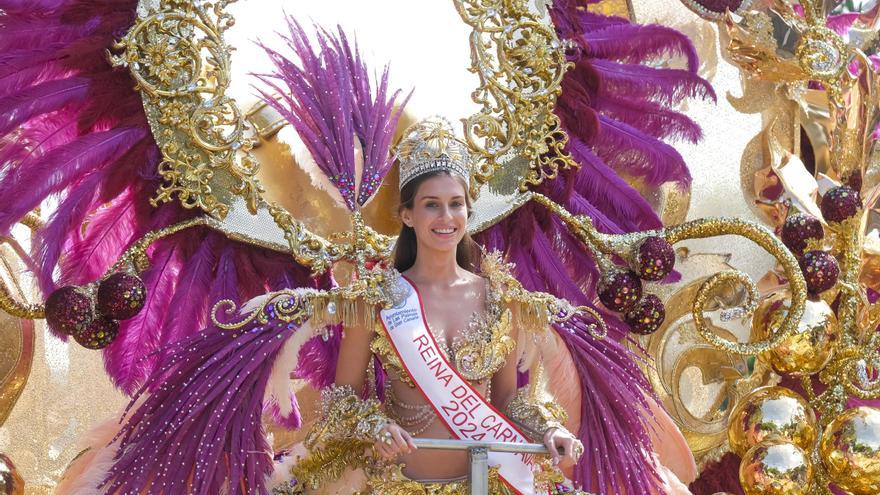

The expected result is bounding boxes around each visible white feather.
[264,319,316,416]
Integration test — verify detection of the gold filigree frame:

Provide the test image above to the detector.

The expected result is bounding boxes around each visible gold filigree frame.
[455,0,578,190]
[110,0,263,219]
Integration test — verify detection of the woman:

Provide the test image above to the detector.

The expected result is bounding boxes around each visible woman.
[287,117,583,494]
[286,117,690,495]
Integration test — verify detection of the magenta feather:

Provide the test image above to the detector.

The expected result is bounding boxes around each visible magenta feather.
[156,232,220,350]
[0,126,147,234]
[0,0,69,11]
[59,187,149,286]
[34,167,108,295]
[0,77,94,136]
[103,236,182,395]
[580,23,700,70]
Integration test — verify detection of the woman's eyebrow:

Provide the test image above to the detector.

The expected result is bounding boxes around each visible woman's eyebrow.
[419,195,465,200]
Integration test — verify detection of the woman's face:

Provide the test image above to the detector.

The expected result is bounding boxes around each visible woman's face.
[400,174,468,255]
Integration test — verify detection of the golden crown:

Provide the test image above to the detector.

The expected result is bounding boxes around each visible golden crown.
[396,116,471,191]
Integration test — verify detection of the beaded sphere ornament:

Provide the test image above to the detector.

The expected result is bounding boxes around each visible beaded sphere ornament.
[97,272,146,320]
[45,285,94,335]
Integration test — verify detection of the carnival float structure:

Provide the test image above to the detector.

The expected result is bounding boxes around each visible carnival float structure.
[0,0,878,493]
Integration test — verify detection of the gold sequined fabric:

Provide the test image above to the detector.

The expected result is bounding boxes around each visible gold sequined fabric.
[366,464,512,495]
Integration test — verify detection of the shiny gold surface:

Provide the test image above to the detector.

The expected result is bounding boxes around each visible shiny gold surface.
[110,0,264,219]
[739,441,813,495]
[0,454,24,495]
[819,406,880,495]
[587,0,633,19]
[0,304,126,493]
[727,386,817,458]
[751,295,838,376]
[646,251,771,460]
[0,242,34,427]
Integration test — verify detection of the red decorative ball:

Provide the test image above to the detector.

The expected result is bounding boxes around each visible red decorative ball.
[820,186,860,223]
[45,286,94,335]
[97,272,146,320]
[598,270,642,312]
[635,236,675,281]
[799,250,840,294]
[624,294,666,335]
[780,213,824,255]
[73,316,119,349]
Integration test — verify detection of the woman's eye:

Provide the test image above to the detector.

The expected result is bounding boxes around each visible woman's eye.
[426,202,438,208]
[451,201,464,207]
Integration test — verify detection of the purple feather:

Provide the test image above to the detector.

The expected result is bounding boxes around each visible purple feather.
[103,318,303,494]
[0,126,147,234]
[103,236,181,395]
[595,113,691,187]
[256,20,408,209]
[566,134,665,231]
[594,91,703,143]
[295,326,343,389]
[592,59,715,105]
[579,23,701,71]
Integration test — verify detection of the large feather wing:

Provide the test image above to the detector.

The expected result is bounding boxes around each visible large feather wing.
[0,0,316,396]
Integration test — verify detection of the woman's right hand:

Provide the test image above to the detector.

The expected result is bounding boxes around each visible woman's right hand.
[374,422,417,460]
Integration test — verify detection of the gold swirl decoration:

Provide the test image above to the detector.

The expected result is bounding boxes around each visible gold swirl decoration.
[644,252,774,461]
[110,0,263,219]
[453,0,577,190]
[530,193,808,356]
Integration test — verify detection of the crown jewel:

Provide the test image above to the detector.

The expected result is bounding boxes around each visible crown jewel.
[396,116,471,190]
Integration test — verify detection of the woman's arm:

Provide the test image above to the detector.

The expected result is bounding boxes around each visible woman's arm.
[331,319,414,458]
[334,321,373,391]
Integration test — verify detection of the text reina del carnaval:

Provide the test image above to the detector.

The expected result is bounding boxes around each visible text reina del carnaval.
[386,307,533,465]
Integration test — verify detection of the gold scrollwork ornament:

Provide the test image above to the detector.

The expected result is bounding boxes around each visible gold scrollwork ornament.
[454,0,578,190]
[110,0,263,219]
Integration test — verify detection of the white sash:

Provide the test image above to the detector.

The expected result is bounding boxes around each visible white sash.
[378,275,536,494]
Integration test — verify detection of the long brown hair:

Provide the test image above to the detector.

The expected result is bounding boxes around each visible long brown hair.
[392,170,478,272]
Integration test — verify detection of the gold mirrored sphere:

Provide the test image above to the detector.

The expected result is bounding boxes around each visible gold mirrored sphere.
[739,441,813,495]
[752,294,837,375]
[727,386,817,457]
[820,406,880,495]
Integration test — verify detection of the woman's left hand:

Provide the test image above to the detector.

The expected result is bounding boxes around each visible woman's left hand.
[543,426,583,468]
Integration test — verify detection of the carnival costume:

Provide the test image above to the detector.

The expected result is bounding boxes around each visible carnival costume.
[0,0,715,493]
